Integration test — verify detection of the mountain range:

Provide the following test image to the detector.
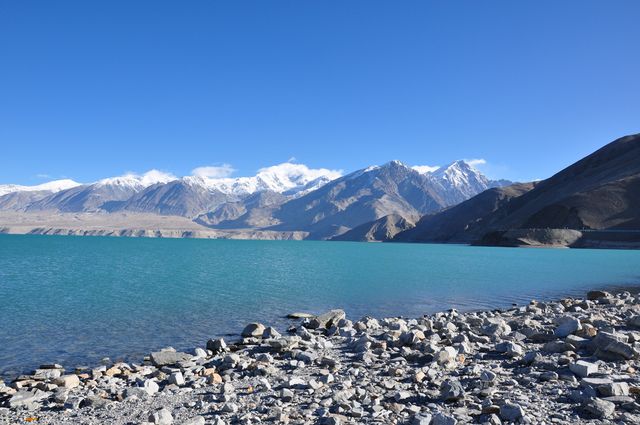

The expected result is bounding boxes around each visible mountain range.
[392,133,640,248]
[0,160,509,240]
[4,132,637,247]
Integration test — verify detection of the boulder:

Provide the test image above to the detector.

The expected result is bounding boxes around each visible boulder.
[54,374,80,389]
[582,397,615,419]
[150,407,173,424]
[206,338,227,353]
[481,319,511,338]
[500,402,524,421]
[554,316,582,337]
[168,371,185,386]
[440,379,465,402]
[598,382,629,397]
[241,323,266,338]
[307,310,346,330]
[9,389,50,408]
[569,360,598,378]
[495,341,524,357]
[150,350,192,367]
[587,290,612,301]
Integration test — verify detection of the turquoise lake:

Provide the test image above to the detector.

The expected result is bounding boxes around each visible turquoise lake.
[1,234,639,378]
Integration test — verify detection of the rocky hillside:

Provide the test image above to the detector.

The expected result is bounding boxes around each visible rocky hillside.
[394,183,536,243]
[269,160,510,239]
[0,160,508,239]
[394,133,640,246]
[330,213,418,242]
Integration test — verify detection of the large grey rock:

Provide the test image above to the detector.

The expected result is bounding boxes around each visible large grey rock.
[124,387,150,399]
[587,290,612,301]
[495,341,524,357]
[144,379,159,395]
[150,407,173,424]
[554,316,582,337]
[582,397,615,419]
[206,338,227,353]
[307,310,346,329]
[481,319,511,338]
[432,412,457,425]
[592,332,636,360]
[168,371,185,386]
[242,323,266,338]
[81,395,111,409]
[500,403,524,421]
[569,360,598,378]
[440,379,465,402]
[150,350,192,367]
[53,374,80,389]
[9,389,50,408]
[598,382,629,397]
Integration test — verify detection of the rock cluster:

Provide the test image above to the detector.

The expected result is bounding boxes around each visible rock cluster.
[1,290,640,424]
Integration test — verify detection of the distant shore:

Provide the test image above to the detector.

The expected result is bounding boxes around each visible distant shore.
[3,212,640,250]
[2,289,640,424]
[0,211,308,240]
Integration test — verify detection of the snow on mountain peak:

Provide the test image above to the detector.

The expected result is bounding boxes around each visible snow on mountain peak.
[96,170,177,189]
[255,162,342,192]
[183,162,342,196]
[0,179,81,197]
[412,165,440,174]
[430,160,490,197]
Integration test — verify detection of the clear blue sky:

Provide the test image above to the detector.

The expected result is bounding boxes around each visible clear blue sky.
[1,1,639,184]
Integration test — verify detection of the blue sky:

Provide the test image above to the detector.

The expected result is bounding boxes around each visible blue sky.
[1,1,639,184]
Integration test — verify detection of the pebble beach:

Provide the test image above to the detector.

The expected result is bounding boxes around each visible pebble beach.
[2,290,640,424]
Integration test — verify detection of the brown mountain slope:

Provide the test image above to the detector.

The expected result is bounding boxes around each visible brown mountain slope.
[393,183,535,243]
[330,214,418,242]
[394,133,640,244]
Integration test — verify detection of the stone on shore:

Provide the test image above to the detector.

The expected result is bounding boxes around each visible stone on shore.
[53,374,80,389]
[4,289,640,424]
[149,407,173,424]
[241,323,266,338]
[9,389,50,409]
[307,309,346,329]
[149,350,192,367]
[554,315,582,337]
[582,397,615,419]
[206,338,227,353]
[569,360,598,378]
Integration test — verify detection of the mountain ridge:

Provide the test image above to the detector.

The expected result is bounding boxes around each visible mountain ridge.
[0,159,510,239]
[392,133,640,247]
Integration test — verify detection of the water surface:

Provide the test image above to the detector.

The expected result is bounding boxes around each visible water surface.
[0,234,638,377]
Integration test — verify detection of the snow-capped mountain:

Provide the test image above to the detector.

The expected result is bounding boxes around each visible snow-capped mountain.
[0,179,80,197]
[94,170,177,190]
[429,160,506,204]
[120,163,342,218]
[0,160,510,237]
[260,160,512,239]
[181,163,342,196]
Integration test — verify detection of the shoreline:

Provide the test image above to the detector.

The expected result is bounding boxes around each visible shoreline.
[2,290,640,424]
[2,212,640,249]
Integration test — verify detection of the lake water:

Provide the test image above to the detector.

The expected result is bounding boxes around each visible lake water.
[1,234,639,378]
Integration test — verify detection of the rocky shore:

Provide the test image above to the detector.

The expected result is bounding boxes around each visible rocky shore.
[2,290,640,424]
